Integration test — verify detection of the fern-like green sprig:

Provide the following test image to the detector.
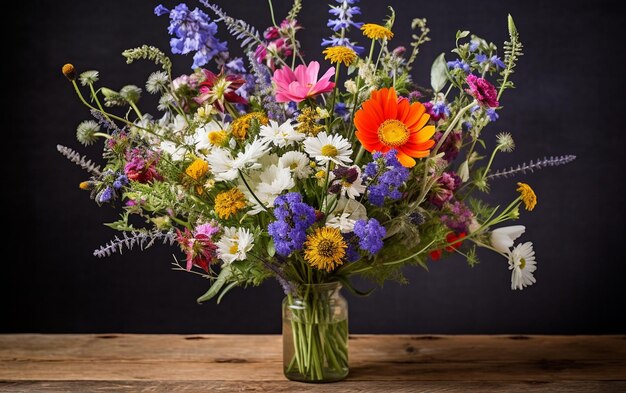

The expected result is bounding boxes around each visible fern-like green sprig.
[287,0,303,21]
[201,1,263,51]
[497,15,524,100]
[122,45,172,75]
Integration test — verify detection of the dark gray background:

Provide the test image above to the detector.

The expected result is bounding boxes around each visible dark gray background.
[5,0,624,333]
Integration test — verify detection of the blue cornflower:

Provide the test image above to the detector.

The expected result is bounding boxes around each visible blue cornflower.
[322,0,364,54]
[334,102,350,120]
[475,54,488,63]
[432,102,451,118]
[113,175,128,190]
[267,193,316,257]
[490,55,506,69]
[99,187,113,203]
[363,150,409,207]
[447,59,470,73]
[469,39,480,52]
[353,218,386,255]
[486,108,499,122]
[155,3,228,69]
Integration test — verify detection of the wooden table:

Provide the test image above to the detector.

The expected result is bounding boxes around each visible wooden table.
[1,335,625,392]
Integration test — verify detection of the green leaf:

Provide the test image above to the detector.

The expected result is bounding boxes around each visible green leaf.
[430,53,448,93]
[217,281,239,304]
[508,14,517,37]
[197,265,232,303]
[456,30,470,43]
[337,276,375,297]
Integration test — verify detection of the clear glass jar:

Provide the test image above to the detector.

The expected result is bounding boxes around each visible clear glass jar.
[282,282,349,382]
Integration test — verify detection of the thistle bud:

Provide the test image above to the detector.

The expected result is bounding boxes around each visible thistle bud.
[62,64,76,81]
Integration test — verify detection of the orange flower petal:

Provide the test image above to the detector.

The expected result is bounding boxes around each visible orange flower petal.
[395,150,416,167]
[409,125,436,143]
[396,99,411,123]
[381,88,398,119]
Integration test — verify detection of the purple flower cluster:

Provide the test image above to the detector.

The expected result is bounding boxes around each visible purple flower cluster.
[466,74,499,108]
[363,150,409,207]
[441,201,474,234]
[430,172,461,208]
[475,54,505,69]
[433,131,462,162]
[267,193,316,256]
[322,0,364,54]
[424,101,451,121]
[155,3,228,69]
[353,218,386,255]
[97,170,129,204]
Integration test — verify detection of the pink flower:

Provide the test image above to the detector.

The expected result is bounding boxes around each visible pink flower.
[272,61,335,103]
[465,74,499,108]
[176,224,220,272]
[195,69,247,112]
[124,148,162,183]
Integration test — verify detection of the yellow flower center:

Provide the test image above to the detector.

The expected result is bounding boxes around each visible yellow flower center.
[304,227,347,272]
[229,244,239,254]
[519,257,526,270]
[378,119,409,147]
[208,130,228,146]
[321,144,338,157]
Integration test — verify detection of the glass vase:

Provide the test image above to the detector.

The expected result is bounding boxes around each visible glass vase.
[282,282,349,382]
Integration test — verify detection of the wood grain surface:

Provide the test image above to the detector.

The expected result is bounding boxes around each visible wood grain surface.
[1,334,625,392]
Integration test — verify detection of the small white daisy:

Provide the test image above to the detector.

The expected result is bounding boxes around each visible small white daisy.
[259,120,305,147]
[207,138,270,182]
[194,120,230,153]
[160,140,188,162]
[508,242,537,290]
[303,132,353,166]
[217,227,254,264]
[279,151,313,179]
[239,155,294,214]
[490,225,526,253]
[329,166,366,199]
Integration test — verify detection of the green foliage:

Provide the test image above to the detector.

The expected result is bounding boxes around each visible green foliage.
[122,45,172,74]
[430,53,448,92]
[406,18,430,70]
[498,15,524,97]
[287,0,302,21]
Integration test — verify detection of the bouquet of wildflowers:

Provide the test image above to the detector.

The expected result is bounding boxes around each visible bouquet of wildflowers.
[59,0,574,382]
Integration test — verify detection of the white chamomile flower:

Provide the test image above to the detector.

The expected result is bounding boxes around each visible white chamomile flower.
[490,225,526,253]
[160,141,188,162]
[217,227,254,264]
[279,151,313,179]
[508,242,537,290]
[259,120,304,147]
[303,132,353,166]
[326,198,367,233]
[239,155,294,214]
[329,166,366,199]
[194,120,230,153]
[207,138,270,182]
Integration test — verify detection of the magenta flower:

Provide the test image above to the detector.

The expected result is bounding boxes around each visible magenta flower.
[176,223,220,272]
[124,148,162,184]
[465,74,499,108]
[272,61,335,103]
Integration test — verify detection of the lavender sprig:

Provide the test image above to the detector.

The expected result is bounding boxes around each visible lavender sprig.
[247,52,285,122]
[56,144,101,175]
[90,109,120,132]
[488,155,576,180]
[93,230,177,258]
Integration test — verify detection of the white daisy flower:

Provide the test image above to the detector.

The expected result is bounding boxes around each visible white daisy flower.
[217,227,254,264]
[490,225,526,253]
[508,242,537,290]
[329,166,366,199]
[303,132,353,166]
[279,151,313,179]
[160,140,188,162]
[239,155,294,214]
[259,120,305,147]
[194,120,230,153]
[326,198,367,233]
[207,138,270,182]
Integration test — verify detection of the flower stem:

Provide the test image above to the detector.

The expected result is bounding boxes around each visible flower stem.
[431,101,476,156]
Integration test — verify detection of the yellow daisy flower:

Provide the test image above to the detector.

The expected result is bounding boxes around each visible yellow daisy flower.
[304,227,347,272]
[214,188,247,219]
[516,182,537,211]
[361,23,394,40]
[323,46,357,66]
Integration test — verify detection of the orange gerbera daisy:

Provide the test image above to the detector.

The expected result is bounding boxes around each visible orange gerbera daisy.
[354,87,436,167]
